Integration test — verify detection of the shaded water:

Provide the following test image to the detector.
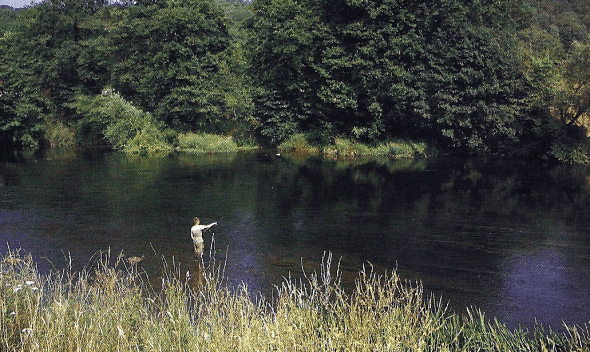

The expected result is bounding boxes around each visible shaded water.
[1,149,590,331]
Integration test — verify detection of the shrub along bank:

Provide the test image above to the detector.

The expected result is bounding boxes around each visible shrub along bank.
[1,249,589,351]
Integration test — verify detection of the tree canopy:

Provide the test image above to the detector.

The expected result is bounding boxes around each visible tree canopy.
[1,0,590,161]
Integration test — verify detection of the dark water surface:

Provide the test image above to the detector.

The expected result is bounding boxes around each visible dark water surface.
[1,149,590,331]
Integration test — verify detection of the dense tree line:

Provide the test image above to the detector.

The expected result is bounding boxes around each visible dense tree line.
[1,0,590,161]
[247,0,527,151]
[0,0,254,153]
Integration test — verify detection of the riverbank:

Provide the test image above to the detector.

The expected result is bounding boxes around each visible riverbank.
[174,132,257,154]
[1,249,587,351]
[277,134,431,160]
[173,132,431,160]
[78,127,432,164]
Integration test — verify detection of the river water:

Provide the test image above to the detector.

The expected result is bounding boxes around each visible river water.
[1,149,590,331]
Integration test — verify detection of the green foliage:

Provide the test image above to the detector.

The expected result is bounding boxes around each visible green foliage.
[0,7,18,35]
[0,75,42,151]
[2,0,590,161]
[218,0,253,24]
[176,132,239,153]
[277,133,320,156]
[71,89,170,154]
[519,0,590,49]
[546,126,590,164]
[0,11,52,151]
[44,119,75,148]
[420,25,528,152]
[278,133,428,159]
[0,0,254,153]
[0,1,113,151]
[247,0,528,154]
[246,0,328,144]
[324,138,371,159]
[372,140,430,159]
[110,0,253,134]
[515,0,590,161]
[553,40,590,126]
[122,122,173,155]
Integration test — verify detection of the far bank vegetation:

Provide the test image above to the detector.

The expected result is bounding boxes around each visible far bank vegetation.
[3,0,590,162]
[278,134,430,160]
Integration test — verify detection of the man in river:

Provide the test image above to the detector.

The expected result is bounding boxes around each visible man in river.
[191,217,217,257]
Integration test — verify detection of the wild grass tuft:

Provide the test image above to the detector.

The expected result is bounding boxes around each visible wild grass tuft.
[278,133,430,160]
[177,133,240,154]
[277,133,320,156]
[372,139,430,159]
[1,249,589,351]
[323,138,371,158]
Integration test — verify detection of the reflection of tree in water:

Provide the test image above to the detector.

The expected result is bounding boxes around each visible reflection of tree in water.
[254,156,590,328]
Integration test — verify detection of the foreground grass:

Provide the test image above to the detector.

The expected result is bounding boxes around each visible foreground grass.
[1,250,589,351]
[278,133,430,160]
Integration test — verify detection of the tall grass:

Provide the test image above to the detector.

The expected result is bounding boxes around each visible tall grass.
[278,133,430,160]
[176,133,241,154]
[276,133,321,156]
[1,249,589,351]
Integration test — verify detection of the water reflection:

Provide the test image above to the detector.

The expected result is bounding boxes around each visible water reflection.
[1,150,590,330]
[500,247,590,330]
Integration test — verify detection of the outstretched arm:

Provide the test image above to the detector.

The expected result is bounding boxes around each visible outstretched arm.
[193,222,217,233]
[205,222,217,229]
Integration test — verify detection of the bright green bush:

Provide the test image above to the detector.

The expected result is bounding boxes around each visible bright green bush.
[123,126,171,156]
[71,89,171,154]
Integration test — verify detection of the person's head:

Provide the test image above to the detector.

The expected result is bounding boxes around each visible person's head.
[193,217,200,225]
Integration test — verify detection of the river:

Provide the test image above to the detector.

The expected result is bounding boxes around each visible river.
[1,149,590,331]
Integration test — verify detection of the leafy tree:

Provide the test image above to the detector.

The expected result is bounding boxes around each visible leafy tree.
[219,0,253,24]
[0,0,111,151]
[110,0,249,133]
[0,7,18,35]
[515,0,590,161]
[313,0,428,143]
[25,0,111,113]
[553,40,590,127]
[0,0,254,152]
[0,63,45,151]
[0,8,53,150]
[247,0,528,154]
[417,23,528,152]
[246,0,330,144]
[3,0,590,161]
